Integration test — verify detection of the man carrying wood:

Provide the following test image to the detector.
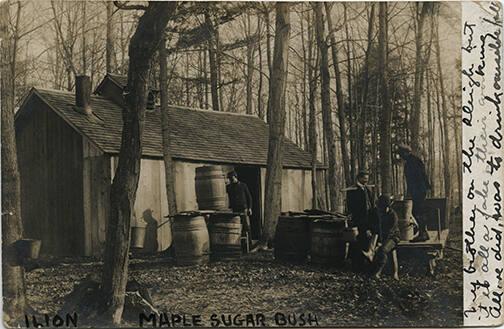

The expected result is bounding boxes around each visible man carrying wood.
[362,194,401,279]
[226,171,253,249]
[398,144,432,242]
[346,170,376,271]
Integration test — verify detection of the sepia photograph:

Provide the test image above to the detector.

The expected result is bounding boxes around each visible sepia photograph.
[0,0,478,327]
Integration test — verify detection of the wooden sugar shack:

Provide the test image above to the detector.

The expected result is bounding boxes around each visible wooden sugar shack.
[15,74,326,257]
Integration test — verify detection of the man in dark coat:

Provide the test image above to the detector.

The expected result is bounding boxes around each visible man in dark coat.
[346,171,376,270]
[365,194,401,279]
[226,171,253,240]
[398,144,431,242]
[347,171,375,238]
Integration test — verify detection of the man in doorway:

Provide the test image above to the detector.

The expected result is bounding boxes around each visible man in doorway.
[346,170,376,271]
[398,144,431,242]
[226,171,253,247]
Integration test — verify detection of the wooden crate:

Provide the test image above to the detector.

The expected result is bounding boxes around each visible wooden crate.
[424,198,448,230]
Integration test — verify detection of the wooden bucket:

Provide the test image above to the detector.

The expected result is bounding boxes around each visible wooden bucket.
[15,239,42,260]
[274,215,311,263]
[131,227,146,249]
[310,219,346,266]
[398,221,415,241]
[172,214,210,266]
[392,200,416,241]
[195,166,227,210]
[208,213,242,260]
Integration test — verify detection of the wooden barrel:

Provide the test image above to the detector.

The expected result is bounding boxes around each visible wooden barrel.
[274,215,311,263]
[14,239,42,260]
[208,213,242,260]
[392,200,413,220]
[392,200,415,241]
[195,166,227,210]
[310,218,347,266]
[172,214,210,266]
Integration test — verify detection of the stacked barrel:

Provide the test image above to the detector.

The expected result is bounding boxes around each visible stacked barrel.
[273,211,355,266]
[195,166,227,210]
[171,165,243,265]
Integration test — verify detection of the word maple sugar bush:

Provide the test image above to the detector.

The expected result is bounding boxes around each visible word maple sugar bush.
[138,312,319,327]
[462,1,504,326]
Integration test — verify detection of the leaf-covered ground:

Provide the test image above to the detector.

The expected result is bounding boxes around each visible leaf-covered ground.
[25,218,462,327]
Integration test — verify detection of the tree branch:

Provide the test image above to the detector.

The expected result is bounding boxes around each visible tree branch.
[113,1,148,11]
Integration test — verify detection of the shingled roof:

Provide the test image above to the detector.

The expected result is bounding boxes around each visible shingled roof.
[18,86,319,169]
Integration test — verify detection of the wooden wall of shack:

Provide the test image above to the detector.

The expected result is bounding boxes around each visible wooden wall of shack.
[87,157,318,257]
[16,94,327,257]
[16,96,85,256]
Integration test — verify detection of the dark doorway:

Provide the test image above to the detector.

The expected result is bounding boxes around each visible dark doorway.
[235,166,262,240]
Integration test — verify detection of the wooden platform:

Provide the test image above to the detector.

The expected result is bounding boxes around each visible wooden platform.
[397,229,449,249]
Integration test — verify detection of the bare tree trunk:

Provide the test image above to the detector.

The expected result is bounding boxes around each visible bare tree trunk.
[325,3,351,188]
[203,45,209,109]
[185,53,190,106]
[257,15,264,119]
[378,2,392,194]
[264,5,273,123]
[343,4,357,180]
[426,70,436,196]
[245,12,255,115]
[106,1,117,73]
[435,76,446,196]
[451,88,462,206]
[434,16,452,217]
[261,2,290,246]
[101,3,176,324]
[197,49,204,108]
[307,10,318,209]
[410,2,430,154]
[359,4,375,171]
[81,1,87,74]
[1,2,28,324]
[215,25,224,113]
[315,3,337,211]
[159,36,178,216]
[205,7,220,111]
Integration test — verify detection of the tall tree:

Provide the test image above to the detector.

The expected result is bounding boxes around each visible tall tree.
[106,1,117,73]
[256,14,264,119]
[410,2,431,154]
[307,9,319,209]
[314,3,337,210]
[434,12,452,218]
[262,3,273,122]
[325,2,351,187]
[81,1,87,74]
[204,5,220,111]
[159,36,178,217]
[244,12,256,115]
[343,4,357,180]
[259,2,290,248]
[100,2,177,324]
[358,3,375,170]
[378,2,392,194]
[1,1,28,324]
